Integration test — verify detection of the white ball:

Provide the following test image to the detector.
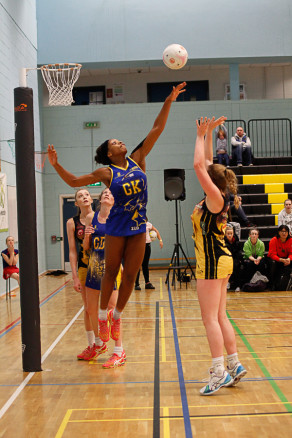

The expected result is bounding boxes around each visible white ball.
[149,230,157,241]
[163,44,188,70]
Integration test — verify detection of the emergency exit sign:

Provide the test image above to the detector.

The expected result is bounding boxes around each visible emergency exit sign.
[83,121,100,129]
[87,182,101,187]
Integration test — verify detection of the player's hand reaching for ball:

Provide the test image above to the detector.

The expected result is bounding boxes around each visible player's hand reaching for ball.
[47,144,58,166]
[196,117,210,137]
[169,82,187,101]
[207,116,227,132]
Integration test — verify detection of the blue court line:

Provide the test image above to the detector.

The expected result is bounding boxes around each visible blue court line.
[1,375,292,388]
[0,283,68,339]
[167,282,193,438]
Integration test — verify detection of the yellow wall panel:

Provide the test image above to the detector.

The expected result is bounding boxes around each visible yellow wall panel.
[268,193,288,204]
[243,174,291,184]
[271,204,284,214]
[265,183,284,193]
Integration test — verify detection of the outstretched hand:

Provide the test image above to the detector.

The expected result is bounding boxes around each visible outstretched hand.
[169,82,187,101]
[196,117,210,137]
[207,116,227,132]
[47,144,58,166]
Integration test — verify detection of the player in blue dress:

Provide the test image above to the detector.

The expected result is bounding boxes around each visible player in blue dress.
[83,188,126,368]
[48,82,186,341]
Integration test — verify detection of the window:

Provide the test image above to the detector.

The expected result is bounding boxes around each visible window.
[147,81,209,102]
[72,86,106,105]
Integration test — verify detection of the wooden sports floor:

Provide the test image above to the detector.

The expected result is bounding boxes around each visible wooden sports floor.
[1,270,292,437]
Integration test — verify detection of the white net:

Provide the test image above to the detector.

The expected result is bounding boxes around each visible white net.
[40,63,82,106]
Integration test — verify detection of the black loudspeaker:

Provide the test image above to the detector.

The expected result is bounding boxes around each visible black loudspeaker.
[164,169,185,201]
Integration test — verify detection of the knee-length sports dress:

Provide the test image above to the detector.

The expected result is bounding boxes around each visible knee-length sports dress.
[191,197,233,279]
[106,157,147,236]
[85,212,121,290]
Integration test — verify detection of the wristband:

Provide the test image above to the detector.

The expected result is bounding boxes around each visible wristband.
[159,239,163,242]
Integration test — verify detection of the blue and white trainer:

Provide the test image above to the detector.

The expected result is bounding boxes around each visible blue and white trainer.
[200,369,233,396]
[227,362,247,385]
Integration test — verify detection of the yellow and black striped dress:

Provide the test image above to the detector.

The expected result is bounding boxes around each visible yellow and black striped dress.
[191,197,233,279]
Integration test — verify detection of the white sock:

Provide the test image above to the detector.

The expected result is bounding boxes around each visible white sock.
[113,308,122,320]
[99,308,108,321]
[212,356,225,376]
[95,337,103,347]
[113,346,123,357]
[86,330,95,347]
[227,353,239,369]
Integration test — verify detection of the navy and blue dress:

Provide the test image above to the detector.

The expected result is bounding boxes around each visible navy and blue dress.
[106,157,147,236]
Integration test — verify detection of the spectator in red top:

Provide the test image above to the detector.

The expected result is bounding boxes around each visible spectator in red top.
[1,236,20,285]
[267,225,292,290]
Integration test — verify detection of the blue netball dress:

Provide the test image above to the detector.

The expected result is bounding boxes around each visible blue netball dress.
[106,157,147,236]
[85,212,106,290]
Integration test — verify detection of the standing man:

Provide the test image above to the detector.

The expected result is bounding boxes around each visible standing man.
[231,126,252,166]
[278,199,292,234]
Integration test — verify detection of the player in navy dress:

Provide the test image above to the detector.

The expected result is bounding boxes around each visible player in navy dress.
[48,82,186,341]
[83,188,126,368]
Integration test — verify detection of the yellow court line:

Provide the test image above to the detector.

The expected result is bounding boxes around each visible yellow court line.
[160,307,166,362]
[91,355,292,366]
[163,407,170,438]
[160,277,163,300]
[68,418,153,423]
[55,409,73,438]
[65,400,292,412]
[188,401,292,409]
[188,413,292,420]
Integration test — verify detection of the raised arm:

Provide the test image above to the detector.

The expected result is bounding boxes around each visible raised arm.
[204,116,227,167]
[47,145,111,187]
[131,82,186,168]
[83,212,95,252]
[193,117,224,213]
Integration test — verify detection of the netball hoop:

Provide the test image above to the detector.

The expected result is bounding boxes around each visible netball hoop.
[40,63,82,106]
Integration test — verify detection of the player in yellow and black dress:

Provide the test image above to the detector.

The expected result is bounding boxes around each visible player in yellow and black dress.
[47,82,186,344]
[192,116,247,395]
[191,196,232,280]
[66,189,94,360]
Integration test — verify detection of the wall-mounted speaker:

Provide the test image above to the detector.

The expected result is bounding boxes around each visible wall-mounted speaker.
[164,169,185,201]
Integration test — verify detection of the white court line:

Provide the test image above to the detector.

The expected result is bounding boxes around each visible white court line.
[0,306,84,420]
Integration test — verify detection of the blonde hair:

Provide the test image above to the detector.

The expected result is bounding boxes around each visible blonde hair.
[74,188,90,215]
[207,164,239,208]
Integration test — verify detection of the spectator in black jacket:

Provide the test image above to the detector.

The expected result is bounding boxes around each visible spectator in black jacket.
[225,224,242,291]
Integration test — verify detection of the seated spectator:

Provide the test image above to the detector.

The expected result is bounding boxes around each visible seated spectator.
[242,227,266,283]
[224,224,242,291]
[267,225,292,291]
[229,194,256,228]
[1,236,20,285]
[231,126,253,166]
[215,124,229,167]
[278,199,292,235]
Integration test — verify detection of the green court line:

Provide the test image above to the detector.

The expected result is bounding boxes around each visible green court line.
[227,311,292,413]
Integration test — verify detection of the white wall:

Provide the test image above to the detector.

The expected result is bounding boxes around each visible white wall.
[0,0,46,293]
[37,0,292,66]
[41,64,292,106]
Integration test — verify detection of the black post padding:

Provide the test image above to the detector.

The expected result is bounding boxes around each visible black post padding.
[14,87,42,372]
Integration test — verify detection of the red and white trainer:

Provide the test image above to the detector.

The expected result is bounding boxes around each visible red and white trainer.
[108,309,121,341]
[102,350,127,369]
